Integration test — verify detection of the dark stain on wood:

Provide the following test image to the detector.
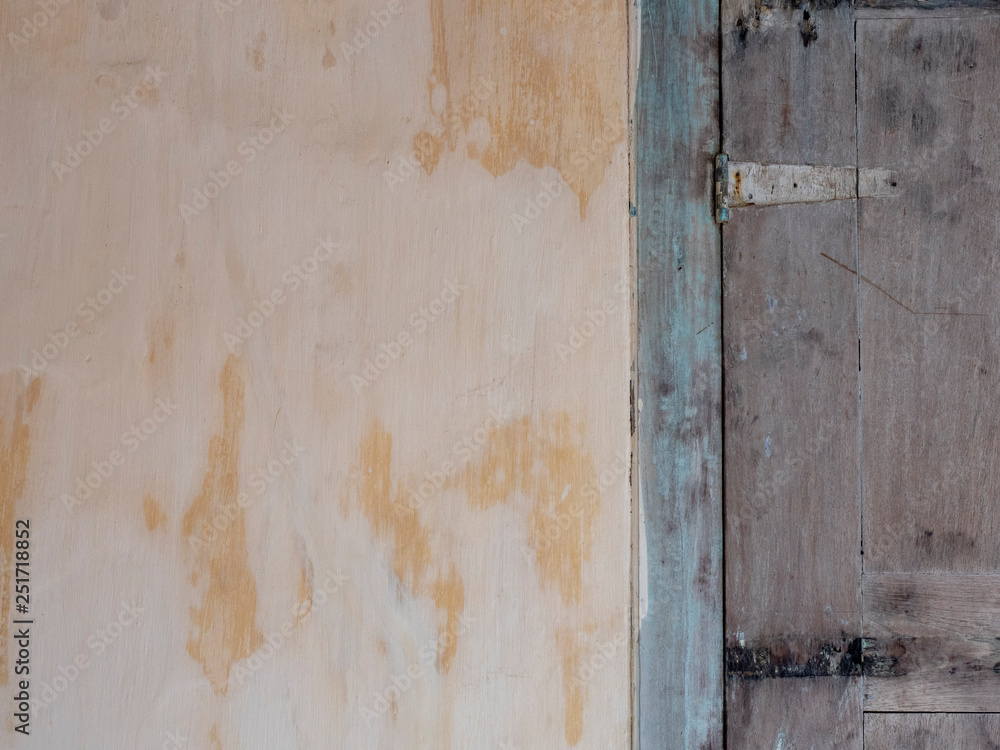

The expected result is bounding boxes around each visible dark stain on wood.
[800,9,818,47]
[727,635,927,679]
[732,0,847,51]
[727,635,865,679]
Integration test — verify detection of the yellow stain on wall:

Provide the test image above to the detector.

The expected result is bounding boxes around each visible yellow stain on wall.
[356,422,465,674]
[431,567,465,674]
[296,563,314,622]
[415,0,627,217]
[455,412,600,607]
[183,355,264,694]
[556,628,586,746]
[143,494,167,531]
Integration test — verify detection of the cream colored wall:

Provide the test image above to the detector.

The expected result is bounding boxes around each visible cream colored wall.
[0,0,632,746]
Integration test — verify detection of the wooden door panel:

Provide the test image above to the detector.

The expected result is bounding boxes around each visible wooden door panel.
[858,17,1000,575]
[864,573,1000,711]
[725,5,1000,745]
[723,201,862,749]
[721,2,863,747]
[866,713,1000,749]
[724,202,860,640]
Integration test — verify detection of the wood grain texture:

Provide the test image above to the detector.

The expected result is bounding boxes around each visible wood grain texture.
[865,573,1000,639]
[858,18,1000,575]
[864,635,1000,711]
[864,573,1000,711]
[0,0,633,746]
[728,677,863,750]
[866,713,1000,750]
[721,1,862,747]
[857,0,1000,10]
[635,0,723,747]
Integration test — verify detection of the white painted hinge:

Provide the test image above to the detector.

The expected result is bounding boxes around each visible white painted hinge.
[714,153,899,224]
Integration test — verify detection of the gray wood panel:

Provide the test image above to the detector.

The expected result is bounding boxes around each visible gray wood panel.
[858,0,1000,10]
[864,573,1000,711]
[865,573,1000,639]
[722,2,862,745]
[858,19,1000,574]
[729,679,863,750]
[866,714,1000,750]
[636,0,723,746]
[724,201,860,638]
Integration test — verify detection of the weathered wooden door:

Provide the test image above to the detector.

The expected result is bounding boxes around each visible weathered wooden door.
[723,2,1000,747]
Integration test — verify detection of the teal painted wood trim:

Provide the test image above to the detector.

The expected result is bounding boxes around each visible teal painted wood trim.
[635,0,722,745]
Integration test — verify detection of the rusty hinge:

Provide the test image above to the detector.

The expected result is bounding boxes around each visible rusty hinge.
[714,153,899,224]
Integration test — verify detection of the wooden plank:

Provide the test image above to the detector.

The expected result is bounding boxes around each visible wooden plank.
[724,201,861,639]
[634,0,722,746]
[728,678,863,750]
[866,714,1000,750]
[865,573,1000,639]
[855,7,1000,18]
[864,636,1000,711]
[864,573,1000,711]
[0,0,633,747]
[728,573,1000,710]
[723,201,863,750]
[857,0,1000,10]
[721,1,863,747]
[858,18,1000,575]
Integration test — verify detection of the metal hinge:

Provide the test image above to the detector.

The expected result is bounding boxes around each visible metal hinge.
[714,153,899,224]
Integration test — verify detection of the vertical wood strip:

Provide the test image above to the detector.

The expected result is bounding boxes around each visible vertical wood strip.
[635,0,722,745]
[719,2,863,748]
